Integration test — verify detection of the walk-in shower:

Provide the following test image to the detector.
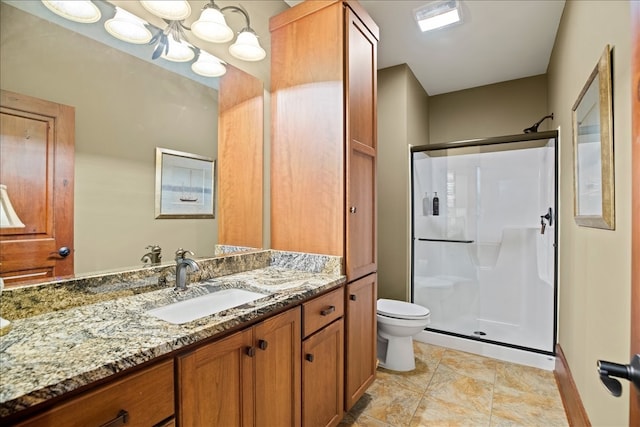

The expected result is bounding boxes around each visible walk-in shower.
[411,131,558,366]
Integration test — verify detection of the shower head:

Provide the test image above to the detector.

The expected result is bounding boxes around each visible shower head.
[524,113,554,133]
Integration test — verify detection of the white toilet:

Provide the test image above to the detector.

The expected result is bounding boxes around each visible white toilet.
[376,299,430,372]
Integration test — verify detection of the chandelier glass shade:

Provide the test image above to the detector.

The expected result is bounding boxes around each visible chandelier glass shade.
[140,0,191,21]
[191,50,227,77]
[191,7,234,43]
[104,7,152,44]
[41,0,101,23]
[40,0,267,79]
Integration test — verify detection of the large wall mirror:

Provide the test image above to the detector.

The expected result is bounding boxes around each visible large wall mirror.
[0,0,280,285]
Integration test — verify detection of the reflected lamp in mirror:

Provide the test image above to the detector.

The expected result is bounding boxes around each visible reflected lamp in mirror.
[41,0,101,23]
[0,184,25,228]
[104,7,152,44]
[191,50,226,77]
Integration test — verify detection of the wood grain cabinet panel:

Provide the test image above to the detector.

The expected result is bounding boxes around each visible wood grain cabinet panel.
[177,307,301,427]
[15,359,174,427]
[345,274,377,409]
[302,319,344,427]
[270,0,379,413]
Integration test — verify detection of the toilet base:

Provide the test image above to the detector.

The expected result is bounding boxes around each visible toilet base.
[377,334,416,372]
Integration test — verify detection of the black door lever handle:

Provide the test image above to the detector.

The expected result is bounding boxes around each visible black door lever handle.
[597,354,640,397]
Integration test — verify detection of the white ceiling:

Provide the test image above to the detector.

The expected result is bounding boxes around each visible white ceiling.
[359,1,565,95]
[289,1,561,96]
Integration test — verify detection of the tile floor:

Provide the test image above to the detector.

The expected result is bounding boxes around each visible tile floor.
[339,341,569,427]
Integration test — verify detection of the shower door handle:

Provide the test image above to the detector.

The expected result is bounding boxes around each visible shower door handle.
[540,207,553,234]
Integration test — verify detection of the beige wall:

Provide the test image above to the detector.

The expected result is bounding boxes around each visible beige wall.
[547,1,632,425]
[429,74,549,143]
[1,4,219,274]
[378,64,429,301]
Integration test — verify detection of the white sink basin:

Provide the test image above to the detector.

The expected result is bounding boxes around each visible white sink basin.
[147,288,268,324]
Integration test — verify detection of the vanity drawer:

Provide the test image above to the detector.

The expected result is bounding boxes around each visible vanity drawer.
[16,359,174,427]
[303,287,344,338]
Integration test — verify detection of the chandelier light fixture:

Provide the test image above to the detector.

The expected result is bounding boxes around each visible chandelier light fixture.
[40,0,268,78]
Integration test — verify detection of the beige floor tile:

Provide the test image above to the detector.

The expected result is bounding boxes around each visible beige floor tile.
[490,385,569,427]
[495,362,559,395]
[439,348,499,384]
[410,395,491,427]
[425,364,494,414]
[339,413,396,427]
[361,378,424,427]
[342,344,568,427]
[376,356,438,394]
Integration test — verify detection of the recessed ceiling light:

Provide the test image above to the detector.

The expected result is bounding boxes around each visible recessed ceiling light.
[414,0,462,32]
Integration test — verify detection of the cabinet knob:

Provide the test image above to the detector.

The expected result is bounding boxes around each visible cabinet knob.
[305,354,314,363]
[99,409,129,427]
[349,206,357,214]
[320,305,336,316]
[349,294,357,301]
[258,339,268,351]
[246,346,256,357]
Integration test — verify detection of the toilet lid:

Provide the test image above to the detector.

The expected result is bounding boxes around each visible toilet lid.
[377,299,430,320]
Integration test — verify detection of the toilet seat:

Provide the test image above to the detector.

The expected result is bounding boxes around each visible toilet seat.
[377,299,430,320]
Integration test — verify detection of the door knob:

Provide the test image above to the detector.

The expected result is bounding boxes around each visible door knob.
[597,354,640,397]
[58,247,71,257]
[50,247,71,258]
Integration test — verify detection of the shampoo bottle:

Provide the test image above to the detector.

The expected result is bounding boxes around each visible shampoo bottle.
[422,193,430,216]
[432,192,440,216]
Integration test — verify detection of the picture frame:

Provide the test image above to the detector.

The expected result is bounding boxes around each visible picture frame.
[155,148,215,219]
[572,44,615,230]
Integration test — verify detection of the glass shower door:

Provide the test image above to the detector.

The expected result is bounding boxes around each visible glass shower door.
[411,135,557,354]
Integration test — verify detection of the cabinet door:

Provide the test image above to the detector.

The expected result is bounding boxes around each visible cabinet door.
[177,329,254,427]
[254,307,301,427]
[345,8,377,281]
[345,273,377,410]
[302,319,344,427]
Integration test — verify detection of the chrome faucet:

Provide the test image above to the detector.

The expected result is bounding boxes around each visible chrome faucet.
[174,248,199,291]
[141,244,162,266]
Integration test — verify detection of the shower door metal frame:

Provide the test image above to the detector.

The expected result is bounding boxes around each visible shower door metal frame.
[410,130,559,356]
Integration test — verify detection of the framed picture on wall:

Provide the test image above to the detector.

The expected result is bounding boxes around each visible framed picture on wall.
[155,148,215,219]
[572,44,615,230]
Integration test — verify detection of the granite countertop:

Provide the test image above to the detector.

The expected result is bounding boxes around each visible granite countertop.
[0,251,345,418]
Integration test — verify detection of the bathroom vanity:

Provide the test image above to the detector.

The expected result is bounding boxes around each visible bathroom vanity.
[0,250,348,426]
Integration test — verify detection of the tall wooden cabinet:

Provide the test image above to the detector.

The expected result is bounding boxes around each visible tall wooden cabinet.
[270,0,379,412]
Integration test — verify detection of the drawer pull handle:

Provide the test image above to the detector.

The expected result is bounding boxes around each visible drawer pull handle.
[320,306,336,316]
[349,294,357,301]
[349,206,357,213]
[305,354,314,363]
[258,339,269,350]
[246,346,256,357]
[100,410,129,427]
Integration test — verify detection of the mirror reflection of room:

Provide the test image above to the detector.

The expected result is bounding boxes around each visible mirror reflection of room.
[0,1,266,285]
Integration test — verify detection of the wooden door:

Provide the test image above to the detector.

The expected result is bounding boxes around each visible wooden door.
[631,1,639,424]
[344,273,377,410]
[345,6,378,281]
[254,307,301,427]
[0,90,74,285]
[302,319,344,427]
[177,328,254,427]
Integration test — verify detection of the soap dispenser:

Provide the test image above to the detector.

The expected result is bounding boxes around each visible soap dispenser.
[422,192,430,216]
[432,192,440,216]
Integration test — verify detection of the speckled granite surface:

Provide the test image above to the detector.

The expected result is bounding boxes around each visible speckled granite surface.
[0,250,345,418]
